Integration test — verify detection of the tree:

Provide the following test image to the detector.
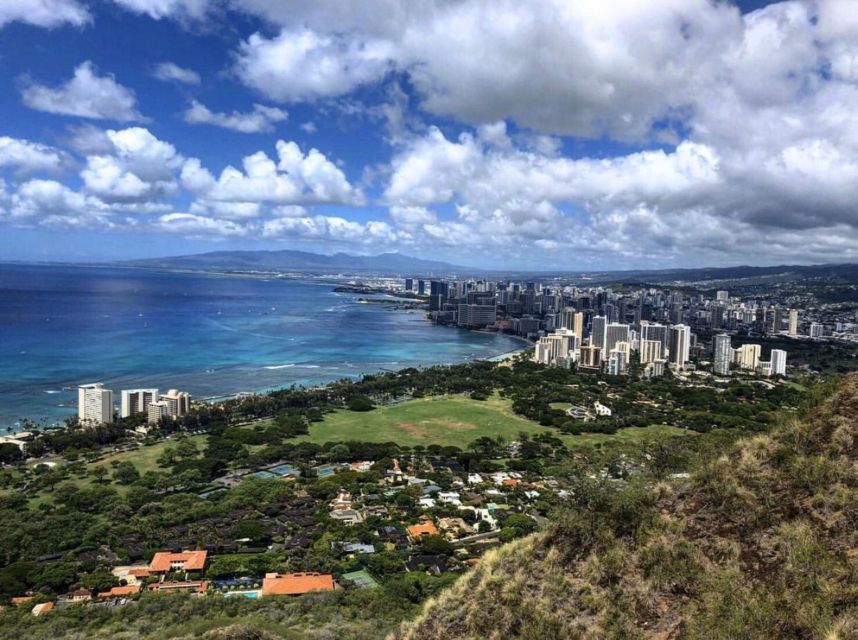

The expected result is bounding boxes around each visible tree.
[91,466,109,484]
[0,443,22,465]
[346,395,375,412]
[112,461,140,485]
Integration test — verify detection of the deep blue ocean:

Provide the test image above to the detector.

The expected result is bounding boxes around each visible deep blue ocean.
[0,264,523,429]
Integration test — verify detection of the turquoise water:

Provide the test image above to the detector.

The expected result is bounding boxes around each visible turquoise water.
[0,264,524,429]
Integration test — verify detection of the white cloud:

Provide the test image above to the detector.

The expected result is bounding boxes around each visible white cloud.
[261,214,401,244]
[234,29,394,102]
[21,61,144,121]
[0,137,64,173]
[5,179,108,226]
[153,212,249,237]
[152,62,201,85]
[110,0,209,20]
[81,127,183,201]
[0,0,90,29]
[183,100,287,133]
[185,140,362,206]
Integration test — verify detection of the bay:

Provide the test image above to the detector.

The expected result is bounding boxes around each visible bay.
[0,264,524,429]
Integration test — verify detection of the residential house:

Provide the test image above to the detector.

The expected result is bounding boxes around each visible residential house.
[148,550,208,575]
[260,572,336,597]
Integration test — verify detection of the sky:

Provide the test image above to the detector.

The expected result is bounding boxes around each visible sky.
[0,0,856,270]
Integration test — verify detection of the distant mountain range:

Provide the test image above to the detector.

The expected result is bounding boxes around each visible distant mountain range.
[114,250,858,284]
[119,250,470,275]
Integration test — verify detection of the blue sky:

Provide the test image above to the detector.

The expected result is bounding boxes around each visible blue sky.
[1,0,856,270]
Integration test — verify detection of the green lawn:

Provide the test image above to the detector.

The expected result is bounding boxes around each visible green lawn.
[88,434,208,476]
[568,424,691,447]
[301,394,551,447]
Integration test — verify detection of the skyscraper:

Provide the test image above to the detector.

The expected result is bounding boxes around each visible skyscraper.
[734,344,761,370]
[78,383,114,425]
[160,389,191,419]
[809,322,824,338]
[788,309,799,336]
[639,339,662,364]
[713,333,732,375]
[668,324,691,369]
[770,349,787,376]
[590,316,607,352]
[716,290,729,301]
[121,388,159,418]
[605,323,630,355]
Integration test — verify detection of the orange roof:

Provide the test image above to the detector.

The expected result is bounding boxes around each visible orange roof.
[148,581,208,593]
[98,585,141,598]
[128,568,151,578]
[502,478,520,487]
[31,602,54,616]
[407,520,439,539]
[261,572,335,597]
[148,550,208,572]
[11,596,34,605]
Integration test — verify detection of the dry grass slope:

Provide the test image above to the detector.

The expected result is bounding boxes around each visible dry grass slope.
[393,376,858,640]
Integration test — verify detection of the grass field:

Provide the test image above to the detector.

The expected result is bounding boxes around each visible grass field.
[301,394,551,448]
[89,434,208,475]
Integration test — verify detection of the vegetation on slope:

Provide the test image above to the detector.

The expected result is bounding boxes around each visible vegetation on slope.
[393,377,858,639]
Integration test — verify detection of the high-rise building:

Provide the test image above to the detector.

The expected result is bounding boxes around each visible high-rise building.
[404,278,413,291]
[457,304,497,328]
[640,322,669,353]
[716,290,729,301]
[607,349,628,375]
[788,309,799,336]
[809,322,824,338]
[713,333,732,376]
[590,316,607,352]
[734,344,761,370]
[417,280,425,296]
[579,345,601,369]
[572,312,584,342]
[605,323,630,355]
[121,388,159,418]
[78,383,114,425]
[160,389,191,419]
[668,324,691,369]
[639,339,662,364]
[770,349,787,376]
[147,401,170,425]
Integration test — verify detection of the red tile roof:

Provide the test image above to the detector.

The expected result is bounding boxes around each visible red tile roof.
[261,572,335,597]
[407,520,439,539]
[98,585,141,598]
[148,581,208,594]
[148,550,208,572]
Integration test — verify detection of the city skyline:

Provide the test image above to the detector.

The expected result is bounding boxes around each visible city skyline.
[2,1,857,269]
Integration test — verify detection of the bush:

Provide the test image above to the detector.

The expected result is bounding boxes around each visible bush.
[346,396,375,412]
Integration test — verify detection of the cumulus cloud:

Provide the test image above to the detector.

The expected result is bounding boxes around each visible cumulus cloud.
[183,100,287,133]
[234,29,394,102]
[183,140,362,206]
[80,127,183,201]
[0,0,90,29]
[21,61,144,121]
[152,62,201,85]
[4,179,109,227]
[153,212,249,237]
[0,137,64,173]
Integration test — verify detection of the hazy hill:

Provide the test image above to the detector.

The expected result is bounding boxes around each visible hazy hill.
[392,378,858,640]
[120,250,469,274]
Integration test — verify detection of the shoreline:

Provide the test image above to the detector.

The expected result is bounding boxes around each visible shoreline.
[1,319,527,434]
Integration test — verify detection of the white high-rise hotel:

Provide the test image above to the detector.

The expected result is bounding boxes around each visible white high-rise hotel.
[78,383,114,425]
[121,389,159,418]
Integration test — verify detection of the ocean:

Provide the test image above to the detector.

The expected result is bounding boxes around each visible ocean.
[0,264,524,429]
